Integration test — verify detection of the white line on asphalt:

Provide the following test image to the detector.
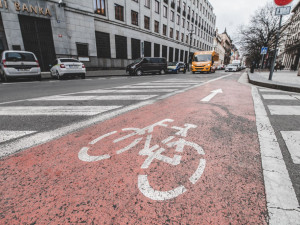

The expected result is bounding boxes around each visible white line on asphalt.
[0,131,36,143]
[28,95,157,101]
[116,85,190,89]
[268,106,300,115]
[252,87,300,224]
[259,89,286,92]
[262,95,299,100]
[281,131,300,164]
[0,106,122,116]
[80,89,178,94]
[0,74,233,159]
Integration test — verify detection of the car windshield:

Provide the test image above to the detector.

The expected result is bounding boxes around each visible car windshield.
[132,58,142,64]
[5,52,35,62]
[193,54,212,62]
[168,62,178,66]
[60,59,80,63]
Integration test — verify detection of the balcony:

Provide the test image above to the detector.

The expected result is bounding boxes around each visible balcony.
[171,1,175,8]
[187,14,190,20]
[177,6,181,13]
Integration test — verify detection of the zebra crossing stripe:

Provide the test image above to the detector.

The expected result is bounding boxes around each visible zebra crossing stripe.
[28,95,157,101]
[116,85,190,89]
[0,106,122,116]
[281,131,300,164]
[81,89,178,94]
[0,131,36,143]
[268,106,300,115]
[262,95,298,100]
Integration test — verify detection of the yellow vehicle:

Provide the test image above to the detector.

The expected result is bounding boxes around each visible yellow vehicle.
[191,51,219,74]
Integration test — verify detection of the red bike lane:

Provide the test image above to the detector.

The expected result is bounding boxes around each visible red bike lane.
[0,75,268,224]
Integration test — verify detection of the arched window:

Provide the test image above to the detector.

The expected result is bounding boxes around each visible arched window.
[94,0,106,16]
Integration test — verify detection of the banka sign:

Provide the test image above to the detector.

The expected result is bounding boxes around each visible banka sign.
[0,0,52,17]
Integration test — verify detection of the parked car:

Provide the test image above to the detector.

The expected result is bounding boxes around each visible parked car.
[225,64,238,72]
[126,57,167,76]
[49,58,86,80]
[0,50,41,82]
[167,62,186,74]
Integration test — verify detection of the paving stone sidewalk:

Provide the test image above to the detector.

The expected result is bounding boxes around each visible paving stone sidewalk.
[248,70,300,93]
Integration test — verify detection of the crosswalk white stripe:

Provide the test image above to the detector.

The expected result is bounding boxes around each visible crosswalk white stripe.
[0,131,36,143]
[116,85,190,89]
[262,95,298,100]
[281,131,300,164]
[268,106,300,115]
[0,106,122,116]
[81,89,178,94]
[135,82,199,85]
[28,95,157,101]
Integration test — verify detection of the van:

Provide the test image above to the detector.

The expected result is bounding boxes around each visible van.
[0,51,41,82]
[126,57,167,76]
[191,51,219,74]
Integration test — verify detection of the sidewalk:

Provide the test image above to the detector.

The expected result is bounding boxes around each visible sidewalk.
[41,70,127,79]
[248,70,300,93]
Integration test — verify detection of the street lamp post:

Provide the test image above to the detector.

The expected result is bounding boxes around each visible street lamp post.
[187,30,195,72]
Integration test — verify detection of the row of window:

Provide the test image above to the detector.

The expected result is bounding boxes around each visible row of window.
[95,0,215,35]
[95,31,212,60]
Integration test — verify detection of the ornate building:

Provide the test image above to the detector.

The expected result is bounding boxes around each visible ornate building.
[220,29,232,65]
[281,1,300,71]
[0,0,217,70]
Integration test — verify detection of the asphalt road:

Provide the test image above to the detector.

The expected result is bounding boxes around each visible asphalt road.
[0,70,299,224]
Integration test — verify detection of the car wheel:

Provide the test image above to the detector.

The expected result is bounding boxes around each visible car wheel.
[36,75,42,81]
[81,73,86,79]
[176,70,179,74]
[159,69,166,75]
[2,72,9,82]
[192,71,195,74]
[56,71,61,80]
[136,69,142,76]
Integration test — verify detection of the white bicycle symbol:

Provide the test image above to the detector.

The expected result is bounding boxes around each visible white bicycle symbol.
[78,119,206,201]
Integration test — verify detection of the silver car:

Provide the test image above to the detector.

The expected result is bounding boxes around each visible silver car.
[49,58,86,80]
[0,51,41,82]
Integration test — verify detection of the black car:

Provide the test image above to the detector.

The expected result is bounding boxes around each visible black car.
[126,57,167,76]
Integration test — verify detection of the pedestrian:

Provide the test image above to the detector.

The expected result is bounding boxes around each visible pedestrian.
[250,61,255,73]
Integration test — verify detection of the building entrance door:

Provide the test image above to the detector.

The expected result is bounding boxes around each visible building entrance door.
[19,15,56,71]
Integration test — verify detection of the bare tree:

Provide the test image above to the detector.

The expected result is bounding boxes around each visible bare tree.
[237,2,283,67]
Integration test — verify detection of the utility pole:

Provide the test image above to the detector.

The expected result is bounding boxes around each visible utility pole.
[187,30,195,72]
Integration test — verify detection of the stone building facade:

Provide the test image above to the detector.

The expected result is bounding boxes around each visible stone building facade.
[213,29,225,66]
[0,0,216,71]
[281,1,300,71]
[219,29,232,65]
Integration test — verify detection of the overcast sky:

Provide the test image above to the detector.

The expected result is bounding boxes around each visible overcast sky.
[209,0,297,40]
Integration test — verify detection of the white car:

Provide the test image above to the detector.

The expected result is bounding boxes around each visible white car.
[50,58,86,80]
[225,64,238,72]
[0,50,41,82]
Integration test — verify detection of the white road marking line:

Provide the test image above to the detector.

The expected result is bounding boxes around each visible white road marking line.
[268,106,300,115]
[201,89,223,102]
[135,82,199,85]
[0,106,122,116]
[116,85,190,89]
[259,89,285,92]
[81,89,178,94]
[262,95,298,100]
[252,87,300,224]
[28,95,157,101]
[0,131,36,143]
[0,74,233,158]
[281,131,300,164]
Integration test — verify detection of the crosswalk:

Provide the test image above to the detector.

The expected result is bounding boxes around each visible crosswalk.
[259,88,300,165]
[0,79,202,145]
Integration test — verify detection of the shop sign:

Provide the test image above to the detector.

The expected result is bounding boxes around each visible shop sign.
[14,1,52,17]
[0,0,52,17]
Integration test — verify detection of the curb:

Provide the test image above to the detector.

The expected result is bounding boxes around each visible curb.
[247,71,300,93]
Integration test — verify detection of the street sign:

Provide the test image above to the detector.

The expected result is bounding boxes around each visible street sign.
[275,6,291,15]
[274,0,293,6]
[261,47,268,55]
